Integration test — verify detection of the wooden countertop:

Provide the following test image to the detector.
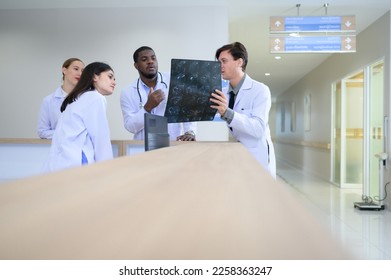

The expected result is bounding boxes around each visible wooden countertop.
[0,142,349,260]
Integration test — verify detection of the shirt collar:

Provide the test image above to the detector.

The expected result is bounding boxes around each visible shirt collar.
[139,73,163,91]
[59,87,68,98]
[228,73,246,95]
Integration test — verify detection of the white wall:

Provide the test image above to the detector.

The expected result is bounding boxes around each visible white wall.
[0,6,229,140]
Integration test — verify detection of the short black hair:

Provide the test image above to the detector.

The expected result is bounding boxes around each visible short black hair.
[133,46,154,63]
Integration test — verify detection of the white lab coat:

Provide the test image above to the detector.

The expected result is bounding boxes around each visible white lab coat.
[120,72,196,140]
[225,75,276,178]
[37,86,65,139]
[44,90,113,172]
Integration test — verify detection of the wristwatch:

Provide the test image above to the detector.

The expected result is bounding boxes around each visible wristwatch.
[184,130,196,137]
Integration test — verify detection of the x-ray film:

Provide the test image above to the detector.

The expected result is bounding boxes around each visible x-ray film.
[164,59,221,123]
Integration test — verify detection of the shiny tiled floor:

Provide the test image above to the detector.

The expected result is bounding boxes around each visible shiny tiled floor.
[276,161,391,260]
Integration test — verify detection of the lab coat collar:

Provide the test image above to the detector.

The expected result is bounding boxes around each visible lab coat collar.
[54,86,66,99]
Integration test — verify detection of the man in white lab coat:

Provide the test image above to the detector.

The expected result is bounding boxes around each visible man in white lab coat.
[210,42,276,178]
[120,46,196,141]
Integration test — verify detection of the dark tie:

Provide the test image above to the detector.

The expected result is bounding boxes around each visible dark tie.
[228,91,235,109]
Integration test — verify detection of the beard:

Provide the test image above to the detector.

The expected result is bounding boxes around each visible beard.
[140,69,158,80]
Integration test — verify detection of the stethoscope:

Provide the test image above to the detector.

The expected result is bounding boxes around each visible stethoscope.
[137,72,168,109]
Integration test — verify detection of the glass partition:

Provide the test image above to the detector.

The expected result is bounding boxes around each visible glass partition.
[332,59,385,195]
[367,61,384,199]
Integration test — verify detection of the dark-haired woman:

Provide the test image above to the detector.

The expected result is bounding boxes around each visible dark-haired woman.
[44,62,116,172]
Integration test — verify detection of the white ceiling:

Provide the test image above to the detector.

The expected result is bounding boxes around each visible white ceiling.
[1,0,391,97]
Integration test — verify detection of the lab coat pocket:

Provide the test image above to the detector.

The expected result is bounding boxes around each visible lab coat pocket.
[239,108,253,117]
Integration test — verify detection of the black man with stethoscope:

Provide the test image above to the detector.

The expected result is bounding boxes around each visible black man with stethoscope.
[120,46,197,141]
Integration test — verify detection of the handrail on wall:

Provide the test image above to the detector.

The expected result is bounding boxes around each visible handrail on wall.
[0,138,145,157]
[274,138,330,150]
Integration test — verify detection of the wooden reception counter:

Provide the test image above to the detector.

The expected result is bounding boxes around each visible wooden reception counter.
[0,142,349,260]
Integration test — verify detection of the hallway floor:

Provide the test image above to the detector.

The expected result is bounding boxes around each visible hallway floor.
[276,161,391,260]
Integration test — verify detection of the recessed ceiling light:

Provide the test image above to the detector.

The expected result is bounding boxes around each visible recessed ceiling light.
[265,73,271,76]
[275,56,281,60]
[289,32,300,37]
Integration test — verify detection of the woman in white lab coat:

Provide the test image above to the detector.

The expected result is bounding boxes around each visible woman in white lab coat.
[210,42,276,178]
[44,62,116,172]
[37,58,85,139]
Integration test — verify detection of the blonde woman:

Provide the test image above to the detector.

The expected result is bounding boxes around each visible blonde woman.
[37,58,85,139]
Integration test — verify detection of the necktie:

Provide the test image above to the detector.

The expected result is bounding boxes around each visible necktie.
[228,91,235,109]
